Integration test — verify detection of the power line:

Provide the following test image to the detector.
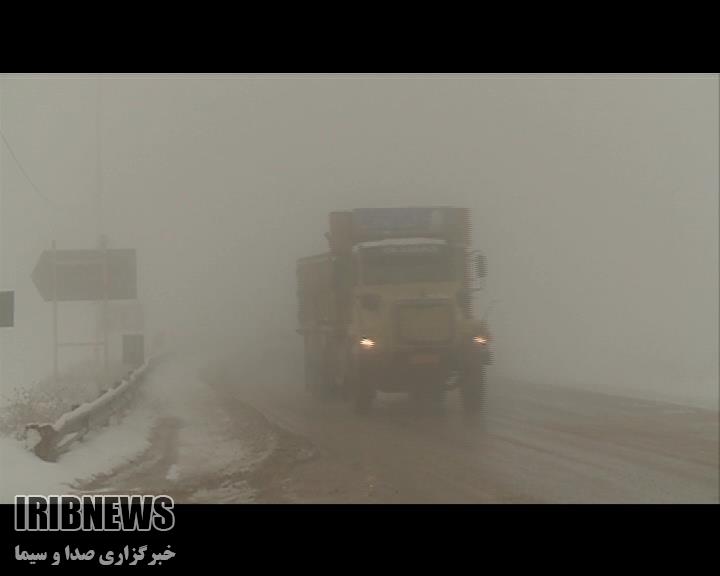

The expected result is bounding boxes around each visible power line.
[0,127,69,212]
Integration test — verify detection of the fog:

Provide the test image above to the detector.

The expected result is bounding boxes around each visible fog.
[1,73,718,407]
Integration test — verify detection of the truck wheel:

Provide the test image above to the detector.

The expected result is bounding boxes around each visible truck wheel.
[310,373,334,401]
[307,354,332,400]
[304,353,314,391]
[303,340,314,391]
[353,385,375,414]
[344,356,375,414]
[351,372,375,414]
[460,366,486,415]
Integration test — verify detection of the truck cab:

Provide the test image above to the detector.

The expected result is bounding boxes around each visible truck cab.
[297,207,491,414]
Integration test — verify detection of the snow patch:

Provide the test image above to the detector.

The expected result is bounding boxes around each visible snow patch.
[0,400,157,503]
[165,464,180,482]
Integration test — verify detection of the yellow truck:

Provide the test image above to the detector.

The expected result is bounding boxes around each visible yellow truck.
[296,207,491,414]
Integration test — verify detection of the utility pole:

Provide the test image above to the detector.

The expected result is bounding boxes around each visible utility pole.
[100,233,109,388]
[52,240,58,385]
[95,74,108,391]
[95,75,104,243]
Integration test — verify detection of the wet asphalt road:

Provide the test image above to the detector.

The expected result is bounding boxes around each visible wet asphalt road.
[204,358,719,504]
[78,356,719,504]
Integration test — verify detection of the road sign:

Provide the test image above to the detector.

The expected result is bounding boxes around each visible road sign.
[32,249,137,302]
[0,291,14,327]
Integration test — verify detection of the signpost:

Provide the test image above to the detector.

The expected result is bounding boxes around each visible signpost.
[0,291,14,328]
[32,243,138,388]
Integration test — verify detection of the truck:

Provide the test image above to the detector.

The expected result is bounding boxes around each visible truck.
[296,206,491,414]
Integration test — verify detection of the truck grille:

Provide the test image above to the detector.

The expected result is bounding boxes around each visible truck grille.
[396,301,453,345]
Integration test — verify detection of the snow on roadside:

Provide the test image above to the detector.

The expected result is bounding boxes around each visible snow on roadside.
[0,350,258,503]
[139,355,258,496]
[0,397,157,503]
[0,360,131,437]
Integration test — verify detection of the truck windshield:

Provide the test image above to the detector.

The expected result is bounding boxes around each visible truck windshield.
[360,244,456,285]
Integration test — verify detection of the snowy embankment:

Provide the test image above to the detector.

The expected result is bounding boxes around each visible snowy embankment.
[0,401,156,502]
[75,353,261,503]
[0,360,130,437]
[0,359,159,501]
[0,349,254,503]
[0,356,164,502]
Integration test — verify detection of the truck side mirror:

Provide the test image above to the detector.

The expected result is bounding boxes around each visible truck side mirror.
[475,253,487,278]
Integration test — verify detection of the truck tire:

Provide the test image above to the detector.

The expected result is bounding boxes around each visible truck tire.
[305,338,333,400]
[304,348,314,391]
[353,382,375,414]
[350,366,375,414]
[306,350,321,395]
[310,366,334,400]
[460,365,486,415]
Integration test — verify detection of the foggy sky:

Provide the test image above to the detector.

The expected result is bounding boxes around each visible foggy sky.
[1,74,717,406]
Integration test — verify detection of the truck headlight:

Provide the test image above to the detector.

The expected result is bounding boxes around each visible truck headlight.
[359,337,376,349]
[472,335,488,345]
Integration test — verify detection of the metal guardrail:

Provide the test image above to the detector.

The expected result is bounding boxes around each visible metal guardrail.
[25,353,162,462]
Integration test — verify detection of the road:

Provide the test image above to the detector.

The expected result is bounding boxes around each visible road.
[77,354,719,504]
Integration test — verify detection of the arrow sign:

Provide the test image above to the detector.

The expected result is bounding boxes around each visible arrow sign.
[0,291,14,327]
[32,249,137,302]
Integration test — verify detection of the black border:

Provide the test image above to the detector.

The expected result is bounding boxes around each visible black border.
[4,503,719,569]
[2,14,717,571]
[2,3,719,72]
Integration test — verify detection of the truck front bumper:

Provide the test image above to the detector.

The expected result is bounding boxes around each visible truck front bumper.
[354,345,490,392]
